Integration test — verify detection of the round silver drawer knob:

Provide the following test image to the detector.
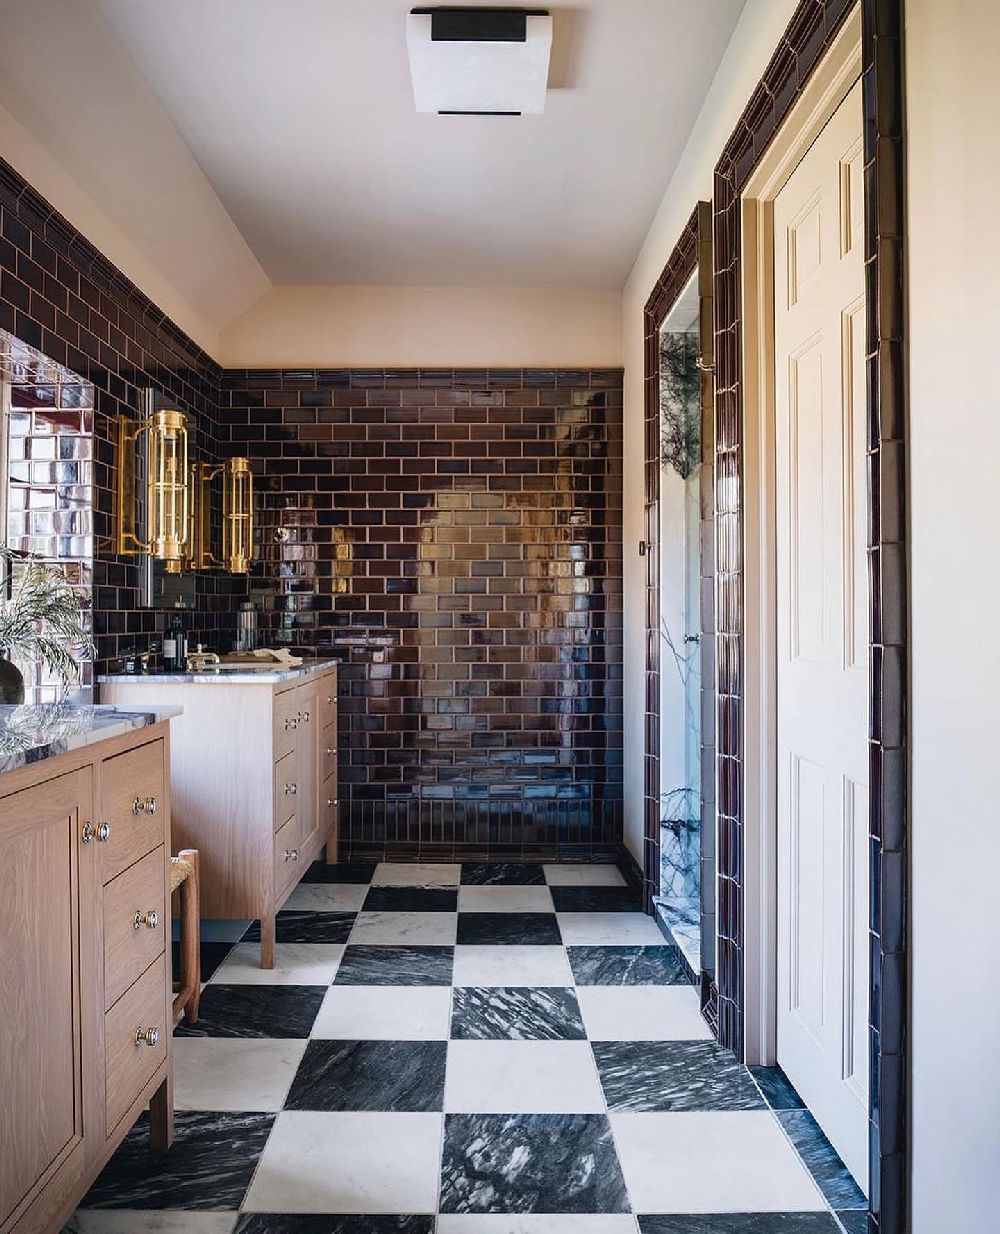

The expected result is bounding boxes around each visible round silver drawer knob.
[135,1026,159,1048]
[284,783,297,795]
[81,821,96,843]
[96,822,111,842]
[284,848,299,861]
[133,909,159,931]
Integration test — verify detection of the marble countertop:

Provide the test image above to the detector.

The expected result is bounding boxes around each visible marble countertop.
[97,657,339,686]
[0,703,182,775]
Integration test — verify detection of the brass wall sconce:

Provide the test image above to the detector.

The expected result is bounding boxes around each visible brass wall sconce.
[116,409,190,562]
[193,457,255,575]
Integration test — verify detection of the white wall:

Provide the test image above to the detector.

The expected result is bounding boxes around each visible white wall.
[220,285,622,369]
[619,0,800,863]
[906,1,1000,1229]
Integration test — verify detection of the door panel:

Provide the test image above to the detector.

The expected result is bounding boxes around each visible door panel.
[774,77,869,1190]
[0,768,95,1229]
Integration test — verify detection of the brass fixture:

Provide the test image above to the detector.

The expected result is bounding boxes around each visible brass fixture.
[192,457,255,574]
[116,410,190,562]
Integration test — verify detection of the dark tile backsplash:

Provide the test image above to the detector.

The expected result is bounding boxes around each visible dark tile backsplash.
[220,368,624,861]
[0,155,245,670]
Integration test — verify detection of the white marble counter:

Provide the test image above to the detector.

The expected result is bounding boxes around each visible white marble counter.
[0,703,182,774]
[97,658,339,687]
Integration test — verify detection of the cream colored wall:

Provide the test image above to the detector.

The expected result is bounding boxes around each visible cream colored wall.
[219,285,622,368]
[619,0,800,864]
[906,1,1000,1229]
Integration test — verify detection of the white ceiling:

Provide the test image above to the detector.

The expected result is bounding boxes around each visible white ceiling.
[87,0,744,290]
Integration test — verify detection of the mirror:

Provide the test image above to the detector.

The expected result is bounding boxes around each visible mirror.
[0,329,95,701]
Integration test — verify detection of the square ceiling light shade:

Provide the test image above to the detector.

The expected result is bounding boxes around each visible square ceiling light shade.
[407,7,553,115]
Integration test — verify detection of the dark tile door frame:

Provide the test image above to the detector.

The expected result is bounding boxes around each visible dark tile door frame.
[641,206,720,1027]
[705,1,908,1231]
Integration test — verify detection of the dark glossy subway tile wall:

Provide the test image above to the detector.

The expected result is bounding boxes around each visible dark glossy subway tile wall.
[0,156,245,670]
[220,368,624,861]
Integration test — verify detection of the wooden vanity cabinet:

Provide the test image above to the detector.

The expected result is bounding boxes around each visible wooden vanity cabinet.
[0,723,173,1234]
[103,665,339,968]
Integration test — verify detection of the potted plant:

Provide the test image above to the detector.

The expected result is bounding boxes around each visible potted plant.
[0,549,94,702]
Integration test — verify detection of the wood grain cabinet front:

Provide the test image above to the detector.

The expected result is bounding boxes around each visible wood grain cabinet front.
[0,720,174,1234]
[102,665,340,972]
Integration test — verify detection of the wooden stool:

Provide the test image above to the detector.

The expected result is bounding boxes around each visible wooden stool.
[170,849,201,1024]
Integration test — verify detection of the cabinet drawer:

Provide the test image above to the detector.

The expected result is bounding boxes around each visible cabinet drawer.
[273,749,298,830]
[99,740,165,884]
[103,847,166,1010]
[319,676,337,731]
[274,814,302,898]
[273,689,300,761]
[321,721,338,784]
[321,772,339,832]
[105,954,167,1135]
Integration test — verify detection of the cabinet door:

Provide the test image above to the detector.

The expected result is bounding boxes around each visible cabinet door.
[295,680,319,854]
[0,767,98,1231]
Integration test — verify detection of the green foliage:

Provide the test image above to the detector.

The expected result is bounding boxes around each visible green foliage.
[0,549,94,692]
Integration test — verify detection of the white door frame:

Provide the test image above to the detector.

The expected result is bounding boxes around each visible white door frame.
[739,7,863,1067]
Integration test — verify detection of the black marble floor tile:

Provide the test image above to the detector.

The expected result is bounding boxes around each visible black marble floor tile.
[439,1113,629,1213]
[567,945,688,985]
[285,1039,446,1111]
[173,985,326,1039]
[451,986,586,1040]
[301,860,377,884]
[749,1064,806,1110]
[550,886,643,913]
[333,944,454,986]
[172,938,234,984]
[460,862,546,885]
[456,912,562,946]
[638,1217,842,1233]
[593,1040,765,1111]
[236,1219,434,1234]
[776,1110,867,1210]
[835,1212,869,1234]
[362,885,458,913]
[243,911,355,943]
[80,1111,273,1210]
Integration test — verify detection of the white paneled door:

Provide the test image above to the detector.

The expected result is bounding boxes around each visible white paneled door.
[773,77,869,1190]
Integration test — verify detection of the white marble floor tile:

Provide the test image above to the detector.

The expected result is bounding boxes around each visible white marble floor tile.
[372,862,461,887]
[557,913,665,946]
[172,1038,306,1111]
[610,1111,827,1213]
[348,911,458,945]
[284,882,369,912]
[65,1215,237,1234]
[242,1110,443,1213]
[311,984,452,1040]
[445,1040,605,1113]
[209,942,344,986]
[437,1219,639,1233]
[544,864,626,887]
[453,944,574,988]
[577,986,713,1042]
[458,885,555,913]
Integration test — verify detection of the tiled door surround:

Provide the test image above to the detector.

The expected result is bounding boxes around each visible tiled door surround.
[641,205,718,1027]
[219,368,624,865]
[69,858,866,1232]
[652,1,906,1231]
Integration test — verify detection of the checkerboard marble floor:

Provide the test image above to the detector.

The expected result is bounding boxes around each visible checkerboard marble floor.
[66,861,866,1234]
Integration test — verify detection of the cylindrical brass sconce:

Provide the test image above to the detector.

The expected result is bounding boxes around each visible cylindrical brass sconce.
[116,410,190,562]
[222,457,254,575]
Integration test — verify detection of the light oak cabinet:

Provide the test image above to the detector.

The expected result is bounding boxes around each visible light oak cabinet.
[104,665,339,967]
[0,722,173,1234]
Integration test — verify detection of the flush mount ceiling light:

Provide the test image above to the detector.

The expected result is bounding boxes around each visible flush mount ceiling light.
[407,7,552,116]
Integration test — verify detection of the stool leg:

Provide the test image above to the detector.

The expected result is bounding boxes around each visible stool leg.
[179,848,201,1024]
